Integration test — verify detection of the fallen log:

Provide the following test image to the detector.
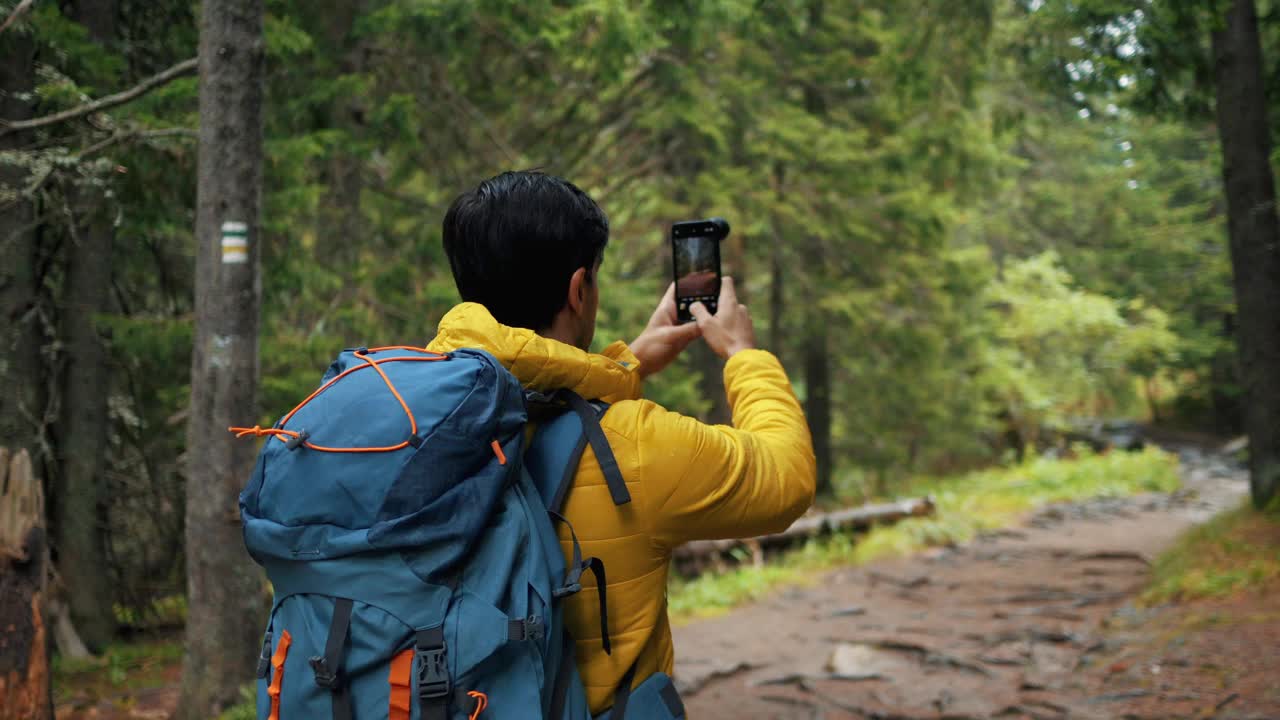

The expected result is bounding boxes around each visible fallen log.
[673,496,935,562]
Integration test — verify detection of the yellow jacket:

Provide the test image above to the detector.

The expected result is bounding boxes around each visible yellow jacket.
[428,303,816,713]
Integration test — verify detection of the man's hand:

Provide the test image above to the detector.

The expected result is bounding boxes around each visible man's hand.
[630,283,702,379]
[691,276,756,359]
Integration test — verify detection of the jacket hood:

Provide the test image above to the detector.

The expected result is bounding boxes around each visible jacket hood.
[427,302,641,404]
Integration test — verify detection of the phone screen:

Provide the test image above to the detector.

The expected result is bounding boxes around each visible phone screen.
[673,232,721,323]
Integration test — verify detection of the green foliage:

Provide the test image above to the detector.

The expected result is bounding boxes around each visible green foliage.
[853,445,1180,563]
[981,252,1179,437]
[1143,501,1280,605]
[217,687,259,720]
[670,447,1180,619]
[668,562,806,622]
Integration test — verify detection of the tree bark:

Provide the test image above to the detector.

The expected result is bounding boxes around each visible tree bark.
[54,191,116,652]
[802,0,833,498]
[0,27,52,720]
[50,0,120,654]
[769,239,785,356]
[691,342,732,425]
[316,0,370,276]
[1211,0,1280,509]
[802,312,833,495]
[0,449,53,720]
[177,0,267,716]
[0,10,44,465]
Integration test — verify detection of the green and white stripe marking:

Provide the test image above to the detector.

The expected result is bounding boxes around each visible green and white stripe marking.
[221,221,248,264]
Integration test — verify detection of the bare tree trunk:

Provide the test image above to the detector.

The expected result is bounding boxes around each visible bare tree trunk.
[177,0,267,716]
[769,240,785,356]
[802,0,834,498]
[691,343,731,424]
[802,308,833,496]
[0,449,53,720]
[1212,0,1280,509]
[316,0,370,276]
[0,9,44,467]
[54,192,116,652]
[51,0,121,654]
[768,165,787,360]
[0,28,52,720]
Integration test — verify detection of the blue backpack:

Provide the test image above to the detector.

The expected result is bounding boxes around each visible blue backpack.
[237,345,686,720]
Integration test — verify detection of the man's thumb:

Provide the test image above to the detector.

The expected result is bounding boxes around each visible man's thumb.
[689,302,712,323]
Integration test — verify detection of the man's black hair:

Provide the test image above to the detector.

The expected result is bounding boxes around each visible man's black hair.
[442,170,609,331]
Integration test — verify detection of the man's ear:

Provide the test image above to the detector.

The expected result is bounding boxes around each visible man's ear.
[566,266,589,315]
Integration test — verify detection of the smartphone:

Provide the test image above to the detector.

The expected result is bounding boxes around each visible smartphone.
[672,217,730,323]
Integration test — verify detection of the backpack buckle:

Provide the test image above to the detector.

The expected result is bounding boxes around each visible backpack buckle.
[525,615,545,641]
[309,656,341,689]
[255,632,273,678]
[416,642,450,700]
[510,614,545,641]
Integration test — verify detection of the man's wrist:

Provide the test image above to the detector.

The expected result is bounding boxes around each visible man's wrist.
[626,336,655,379]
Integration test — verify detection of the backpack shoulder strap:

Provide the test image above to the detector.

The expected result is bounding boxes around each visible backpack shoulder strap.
[525,389,629,513]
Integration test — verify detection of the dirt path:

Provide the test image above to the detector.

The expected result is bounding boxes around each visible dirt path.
[673,447,1269,720]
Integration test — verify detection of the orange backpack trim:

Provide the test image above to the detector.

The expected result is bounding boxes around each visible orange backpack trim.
[229,347,507,465]
[388,648,415,720]
[267,629,292,720]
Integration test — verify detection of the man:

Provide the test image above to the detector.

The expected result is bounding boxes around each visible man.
[428,170,816,714]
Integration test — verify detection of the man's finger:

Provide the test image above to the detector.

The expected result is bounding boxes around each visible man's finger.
[719,276,738,306]
[689,301,712,323]
[669,320,702,341]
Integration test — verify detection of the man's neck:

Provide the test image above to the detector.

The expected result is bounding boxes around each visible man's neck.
[538,312,582,350]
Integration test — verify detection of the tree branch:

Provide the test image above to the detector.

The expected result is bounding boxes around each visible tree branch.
[78,127,198,158]
[0,57,198,137]
[0,0,34,35]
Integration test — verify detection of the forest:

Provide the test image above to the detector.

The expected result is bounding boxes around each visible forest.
[1,0,1278,719]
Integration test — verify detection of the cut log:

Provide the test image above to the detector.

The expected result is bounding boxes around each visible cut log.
[0,448,53,720]
[674,496,935,562]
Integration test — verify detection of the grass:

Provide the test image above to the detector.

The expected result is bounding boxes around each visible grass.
[1141,500,1280,606]
[217,686,258,720]
[669,446,1181,622]
[52,638,183,705]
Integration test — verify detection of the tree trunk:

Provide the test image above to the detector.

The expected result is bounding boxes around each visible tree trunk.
[0,449,53,720]
[692,343,731,425]
[177,0,268,716]
[71,0,117,44]
[316,0,370,276]
[51,0,121,654]
[0,28,52,720]
[769,238,785,357]
[0,10,45,466]
[803,312,833,496]
[54,191,116,652]
[1211,0,1280,509]
[802,0,834,498]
